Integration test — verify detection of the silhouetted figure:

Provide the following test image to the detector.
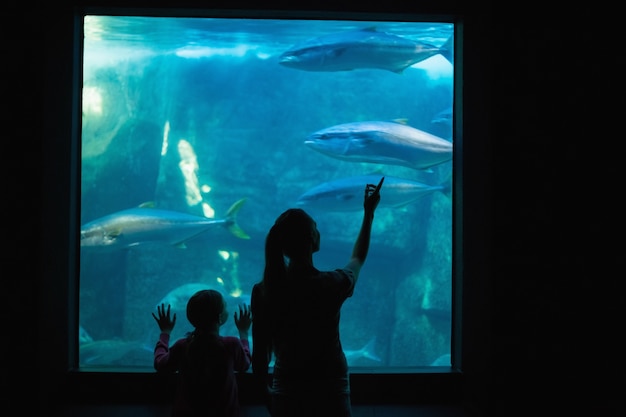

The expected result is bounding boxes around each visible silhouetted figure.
[251,177,383,417]
[153,289,252,417]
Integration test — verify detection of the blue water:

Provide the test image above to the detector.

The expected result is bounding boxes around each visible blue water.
[79,15,454,369]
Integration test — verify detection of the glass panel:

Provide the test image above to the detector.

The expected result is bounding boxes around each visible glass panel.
[79,15,454,369]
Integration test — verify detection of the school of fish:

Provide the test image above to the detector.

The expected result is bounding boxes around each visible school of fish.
[279,27,453,213]
[82,24,454,369]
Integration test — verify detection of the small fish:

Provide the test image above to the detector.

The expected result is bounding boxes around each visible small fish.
[279,27,453,73]
[79,339,152,365]
[305,120,452,171]
[344,338,381,365]
[296,174,450,212]
[80,198,249,251]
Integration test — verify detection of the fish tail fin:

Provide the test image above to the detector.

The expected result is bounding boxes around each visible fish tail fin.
[361,338,382,362]
[225,198,250,239]
[440,172,453,199]
[439,35,454,64]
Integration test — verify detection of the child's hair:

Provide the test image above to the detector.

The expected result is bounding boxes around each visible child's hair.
[186,289,224,329]
[183,289,228,413]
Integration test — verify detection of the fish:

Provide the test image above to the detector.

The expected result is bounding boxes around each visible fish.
[156,282,214,311]
[431,107,453,127]
[156,282,251,313]
[279,27,453,73]
[296,174,450,212]
[344,338,382,365]
[304,119,452,171]
[79,339,152,365]
[80,198,250,251]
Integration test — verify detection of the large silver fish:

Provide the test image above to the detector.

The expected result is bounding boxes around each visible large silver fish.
[279,27,453,73]
[305,120,453,171]
[296,174,450,212]
[80,198,249,251]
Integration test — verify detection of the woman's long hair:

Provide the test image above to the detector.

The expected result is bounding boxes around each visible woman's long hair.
[182,289,228,413]
[258,209,315,347]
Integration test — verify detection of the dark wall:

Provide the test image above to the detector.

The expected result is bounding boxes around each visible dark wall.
[6,2,622,417]
[479,10,623,416]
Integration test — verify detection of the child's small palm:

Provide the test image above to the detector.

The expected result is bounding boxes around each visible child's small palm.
[152,303,177,334]
[234,303,252,331]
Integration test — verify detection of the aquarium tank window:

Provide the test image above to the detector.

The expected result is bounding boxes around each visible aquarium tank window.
[78,13,456,370]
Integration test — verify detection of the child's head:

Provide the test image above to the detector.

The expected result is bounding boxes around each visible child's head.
[186,289,227,330]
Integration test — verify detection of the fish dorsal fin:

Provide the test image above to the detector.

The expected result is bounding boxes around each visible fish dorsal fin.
[138,201,156,208]
[391,118,409,125]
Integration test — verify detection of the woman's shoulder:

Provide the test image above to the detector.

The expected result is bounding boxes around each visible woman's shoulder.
[321,267,356,280]
[314,268,356,296]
